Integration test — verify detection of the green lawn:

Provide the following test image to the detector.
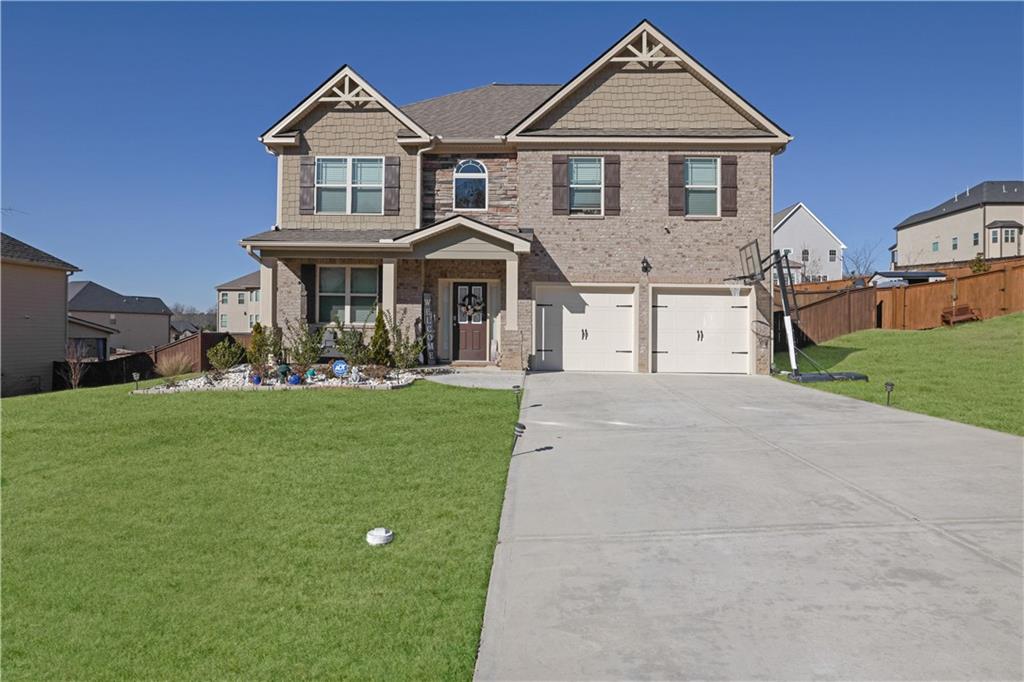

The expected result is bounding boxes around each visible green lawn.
[1,380,519,680]
[775,312,1024,435]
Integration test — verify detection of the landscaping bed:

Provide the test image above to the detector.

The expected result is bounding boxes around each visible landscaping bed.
[2,379,519,679]
[775,312,1024,435]
[137,364,418,393]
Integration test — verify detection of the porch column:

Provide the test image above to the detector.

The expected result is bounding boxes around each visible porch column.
[505,257,519,330]
[259,257,277,327]
[381,258,398,319]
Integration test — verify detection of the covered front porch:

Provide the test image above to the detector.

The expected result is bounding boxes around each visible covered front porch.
[241,216,531,370]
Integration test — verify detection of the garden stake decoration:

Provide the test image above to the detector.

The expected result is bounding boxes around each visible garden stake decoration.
[132,372,140,390]
[884,381,895,406]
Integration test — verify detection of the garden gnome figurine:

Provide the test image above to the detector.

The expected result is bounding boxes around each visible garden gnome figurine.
[276,361,290,383]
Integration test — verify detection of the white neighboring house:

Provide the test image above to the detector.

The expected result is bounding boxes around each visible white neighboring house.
[216,271,261,333]
[772,202,846,282]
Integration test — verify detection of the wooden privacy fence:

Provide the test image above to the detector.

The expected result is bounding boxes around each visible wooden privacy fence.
[876,264,1024,330]
[149,331,252,372]
[53,352,155,391]
[773,286,877,347]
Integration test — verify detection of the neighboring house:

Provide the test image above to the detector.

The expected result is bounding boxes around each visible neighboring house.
[771,202,845,282]
[892,180,1024,268]
[170,318,200,340]
[68,281,173,350]
[215,271,261,332]
[870,271,947,288]
[241,20,792,374]
[1,233,80,395]
[67,316,116,360]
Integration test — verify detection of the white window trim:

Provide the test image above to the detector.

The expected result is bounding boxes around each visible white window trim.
[237,292,245,304]
[1005,228,1017,243]
[453,159,488,212]
[220,292,228,304]
[992,230,999,244]
[315,264,380,326]
[220,314,227,329]
[684,157,721,218]
[568,156,604,216]
[314,156,385,216]
[952,236,958,251]
[973,232,979,246]
[828,249,837,262]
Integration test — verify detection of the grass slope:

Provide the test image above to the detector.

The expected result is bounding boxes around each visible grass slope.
[775,313,1024,435]
[2,380,518,680]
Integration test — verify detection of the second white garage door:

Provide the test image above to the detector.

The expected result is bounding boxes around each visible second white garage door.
[652,289,752,374]
[534,286,635,372]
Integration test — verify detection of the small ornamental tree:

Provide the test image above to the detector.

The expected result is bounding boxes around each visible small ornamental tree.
[368,306,394,367]
[285,320,323,379]
[385,309,424,370]
[969,253,990,274]
[207,337,245,375]
[247,322,273,377]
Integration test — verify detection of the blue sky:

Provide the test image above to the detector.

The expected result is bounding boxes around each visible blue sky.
[3,2,1021,308]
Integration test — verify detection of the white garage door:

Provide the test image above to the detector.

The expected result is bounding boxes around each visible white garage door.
[534,286,635,372]
[652,289,751,374]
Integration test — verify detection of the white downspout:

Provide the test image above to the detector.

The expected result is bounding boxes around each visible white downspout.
[415,136,440,229]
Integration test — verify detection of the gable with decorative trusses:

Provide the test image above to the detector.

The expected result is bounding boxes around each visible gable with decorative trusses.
[260,65,430,147]
[508,20,790,145]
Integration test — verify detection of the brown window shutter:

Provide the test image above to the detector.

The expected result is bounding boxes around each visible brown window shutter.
[552,154,569,215]
[384,156,401,216]
[721,156,738,217]
[668,155,685,216]
[300,264,316,323]
[604,155,620,216]
[299,156,315,215]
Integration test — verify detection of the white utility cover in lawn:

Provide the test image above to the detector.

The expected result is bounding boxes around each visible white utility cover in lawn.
[652,289,751,374]
[534,286,635,372]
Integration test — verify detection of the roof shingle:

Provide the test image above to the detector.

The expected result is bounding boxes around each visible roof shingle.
[1,233,79,271]
[216,271,261,290]
[399,84,560,139]
[895,181,1024,230]
[68,281,172,315]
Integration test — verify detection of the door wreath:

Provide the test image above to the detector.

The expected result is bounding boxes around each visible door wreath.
[458,291,484,320]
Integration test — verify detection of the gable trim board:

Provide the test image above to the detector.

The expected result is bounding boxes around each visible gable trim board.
[260,65,431,147]
[383,215,531,254]
[506,19,791,147]
[772,202,847,248]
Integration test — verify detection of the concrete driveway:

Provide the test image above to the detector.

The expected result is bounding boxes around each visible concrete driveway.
[475,373,1023,681]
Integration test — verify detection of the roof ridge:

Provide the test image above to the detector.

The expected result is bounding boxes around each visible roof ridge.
[400,83,497,108]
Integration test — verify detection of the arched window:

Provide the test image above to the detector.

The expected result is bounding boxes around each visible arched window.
[454,159,487,210]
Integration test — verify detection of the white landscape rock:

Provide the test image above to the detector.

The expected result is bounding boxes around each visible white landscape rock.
[135,364,417,395]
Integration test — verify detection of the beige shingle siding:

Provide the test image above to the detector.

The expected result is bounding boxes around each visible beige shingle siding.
[531,63,761,133]
[280,104,417,229]
[1,262,68,394]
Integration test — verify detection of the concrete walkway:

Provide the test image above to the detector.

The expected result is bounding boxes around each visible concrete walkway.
[475,373,1023,681]
[421,367,524,390]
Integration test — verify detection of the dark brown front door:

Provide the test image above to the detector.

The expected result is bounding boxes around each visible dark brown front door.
[454,282,487,361]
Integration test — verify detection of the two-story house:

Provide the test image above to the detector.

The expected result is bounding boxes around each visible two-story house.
[216,270,262,332]
[771,202,846,282]
[891,180,1024,268]
[240,20,791,374]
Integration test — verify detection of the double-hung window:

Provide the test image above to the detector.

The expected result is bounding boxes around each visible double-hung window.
[220,314,227,329]
[973,232,979,246]
[931,241,939,252]
[992,230,999,244]
[220,292,228,304]
[237,292,245,304]
[801,249,810,262]
[568,157,603,215]
[952,236,958,251]
[828,249,837,262]
[317,266,379,325]
[684,158,719,217]
[315,157,384,215]
[1005,228,1017,244]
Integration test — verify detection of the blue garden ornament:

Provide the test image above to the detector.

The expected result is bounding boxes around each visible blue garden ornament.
[287,374,301,385]
[332,359,349,378]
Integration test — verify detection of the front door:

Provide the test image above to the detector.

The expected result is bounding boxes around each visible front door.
[453,282,487,361]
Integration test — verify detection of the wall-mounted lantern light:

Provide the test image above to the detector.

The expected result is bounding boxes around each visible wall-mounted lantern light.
[641,257,653,274]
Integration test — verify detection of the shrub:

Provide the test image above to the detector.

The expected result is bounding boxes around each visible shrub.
[207,337,245,374]
[385,309,424,370]
[155,353,193,382]
[969,253,990,274]
[246,323,276,377]
[335,323,372,365]
[285,320,323,379]
[368,307,394,367]
[360,364,390,381]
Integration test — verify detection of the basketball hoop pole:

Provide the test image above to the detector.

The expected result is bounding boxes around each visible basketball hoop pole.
[773,251,800,376]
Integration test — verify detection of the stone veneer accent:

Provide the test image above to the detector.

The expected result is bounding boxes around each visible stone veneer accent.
[533,63,760,132]
[280,103,417,229]
[421,154,518,229]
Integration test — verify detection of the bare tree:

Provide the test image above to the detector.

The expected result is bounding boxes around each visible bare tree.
[844,238,884,277]
[58,340,90,390]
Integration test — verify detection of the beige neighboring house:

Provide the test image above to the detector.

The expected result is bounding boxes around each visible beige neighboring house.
[891,180,1024,268]
[68,281,172,351]
[1,233,80,395]
[215,271,261,332]
[243,20,792,374]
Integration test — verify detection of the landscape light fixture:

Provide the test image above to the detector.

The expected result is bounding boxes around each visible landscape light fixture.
[641,257,653,274]
[884,381,895,406]
[132,372,140,390]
